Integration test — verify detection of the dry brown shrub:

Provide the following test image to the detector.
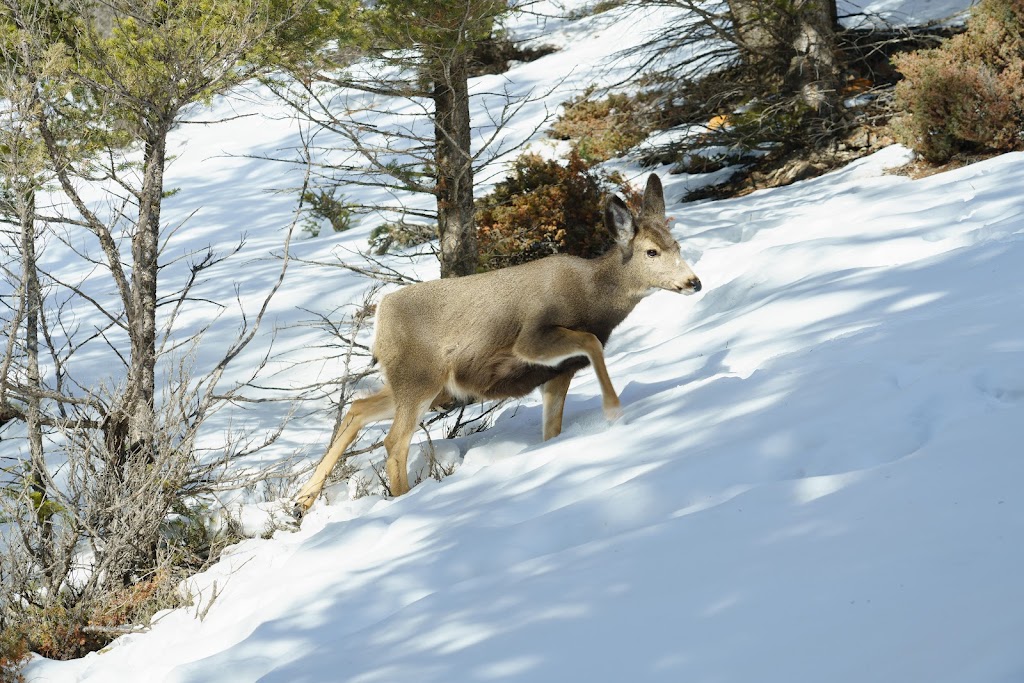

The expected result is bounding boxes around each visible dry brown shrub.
[893,0,1024,162]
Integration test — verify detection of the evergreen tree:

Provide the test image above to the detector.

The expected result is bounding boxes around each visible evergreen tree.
[279,0,513,278]
[24,0,335,464]
[368,0,506,277]
[0,0,342,588]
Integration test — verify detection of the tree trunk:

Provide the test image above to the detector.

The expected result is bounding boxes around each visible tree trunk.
[16,187,56,580]
[784,0,841,122]
[18,191,48,503]
[728,0,841,118]
[19,190,45,474]
[109,127,166,473]
[433,50,477,278]
[102,127,168,579]
[123,129,167,457]
[729,0,778,61]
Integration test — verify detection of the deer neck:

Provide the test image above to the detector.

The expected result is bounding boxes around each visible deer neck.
[589,247,648,317]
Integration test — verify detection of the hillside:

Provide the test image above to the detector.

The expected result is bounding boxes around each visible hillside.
[22,0,1024,681]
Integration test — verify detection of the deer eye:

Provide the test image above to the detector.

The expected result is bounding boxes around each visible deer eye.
[646,249,659,258]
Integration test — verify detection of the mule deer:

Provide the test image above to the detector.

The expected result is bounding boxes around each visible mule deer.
[293,174,700,516]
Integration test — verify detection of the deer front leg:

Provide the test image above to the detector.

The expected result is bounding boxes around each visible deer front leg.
[515,327,621,421]
[541,372,574,440]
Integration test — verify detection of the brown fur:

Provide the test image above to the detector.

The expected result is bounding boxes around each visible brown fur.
[293,174,701,515]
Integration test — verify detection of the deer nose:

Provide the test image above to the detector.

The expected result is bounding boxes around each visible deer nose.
[689,277,702,292]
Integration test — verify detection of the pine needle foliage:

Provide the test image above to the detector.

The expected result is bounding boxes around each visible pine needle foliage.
[476,151,640,271]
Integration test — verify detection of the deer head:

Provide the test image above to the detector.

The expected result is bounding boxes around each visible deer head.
[605,174,702,296]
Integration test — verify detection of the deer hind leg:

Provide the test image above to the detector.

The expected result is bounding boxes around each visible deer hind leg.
[293,387,395,517]
[382,389,437,497]
[541,372,574,441]
[515,326,621,421]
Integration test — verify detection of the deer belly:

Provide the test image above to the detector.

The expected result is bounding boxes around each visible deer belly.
[451,354,590,400]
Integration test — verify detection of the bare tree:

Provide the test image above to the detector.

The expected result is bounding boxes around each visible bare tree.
[0,0,73,586]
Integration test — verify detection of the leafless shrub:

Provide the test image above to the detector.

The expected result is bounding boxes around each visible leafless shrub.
[0,351,271,660]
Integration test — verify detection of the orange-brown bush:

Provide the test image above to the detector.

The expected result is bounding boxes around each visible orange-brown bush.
[893,0,1024,162]
[0,566,184,664]
[5,605,108,662]
[0,628,30,683]
[475,151,639,271]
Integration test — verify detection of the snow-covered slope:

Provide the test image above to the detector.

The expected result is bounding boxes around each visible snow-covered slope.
[26,0,1024,681]
[30,145,1024,683]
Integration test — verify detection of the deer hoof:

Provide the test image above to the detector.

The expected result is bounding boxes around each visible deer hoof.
[603,404,623,422]
[291,495,314,521]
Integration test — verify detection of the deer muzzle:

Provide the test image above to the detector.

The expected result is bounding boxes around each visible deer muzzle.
[674,276,701,294]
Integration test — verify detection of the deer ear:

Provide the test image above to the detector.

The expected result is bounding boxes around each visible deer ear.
[641,173,665,219]
[605,195,635,247]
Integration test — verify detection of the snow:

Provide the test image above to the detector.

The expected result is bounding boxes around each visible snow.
[839,0,975,25]
[22,0,1024,681]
